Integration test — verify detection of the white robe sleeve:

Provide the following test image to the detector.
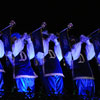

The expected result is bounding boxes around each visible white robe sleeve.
[35,39,46,66]
[64,42,82,69]
[54,42,63,61]
[27,39,35,60]
[6,51,15,66]
[71,42,82,60]
[85,40,95,61]
[12,39,24,57]
[0,40,4,58]
[97,52,100,62]
[64,51,73,69]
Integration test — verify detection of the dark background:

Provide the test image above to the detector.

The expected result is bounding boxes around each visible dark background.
[0,1,100,99]
[0,1,100,37]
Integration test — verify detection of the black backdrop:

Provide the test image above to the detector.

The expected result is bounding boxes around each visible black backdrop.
[0,1,100,99]
[0,1,100,37]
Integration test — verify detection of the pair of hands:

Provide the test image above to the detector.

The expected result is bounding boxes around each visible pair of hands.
[80,35,89,43]
[22,32,31,43]
[49,33,59,45]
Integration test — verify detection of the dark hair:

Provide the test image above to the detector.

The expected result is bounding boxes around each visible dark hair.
[42,34,49,39]
[69,35,79,47]
[69,35,79,42]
